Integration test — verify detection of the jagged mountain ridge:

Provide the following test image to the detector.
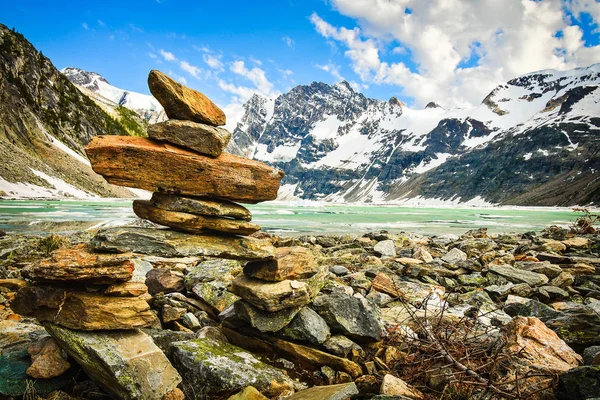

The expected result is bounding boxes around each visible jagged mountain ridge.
[62,67,166,124]
[226,66,600,206]
[0,24,137,198]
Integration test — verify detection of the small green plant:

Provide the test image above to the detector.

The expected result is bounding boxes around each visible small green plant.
[37,234,68,254]
[570,207,599,234]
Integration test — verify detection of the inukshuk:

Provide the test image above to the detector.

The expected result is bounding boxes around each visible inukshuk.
[85,69,284,236]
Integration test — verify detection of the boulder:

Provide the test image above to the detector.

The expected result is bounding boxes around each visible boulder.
[21,244,134,284]
[555,366,600,400]
[46,323,181,400]
[105,281,149,297]
[146,267,185,295]
[26,337,70,379]
[441,248,467,264]
[501,317,582,373]
[283,383,358,400]
[488,264,549,286]
[230,266,326,312]
[170,338,294,398]
[234,300,300,333]
[374,240,396,257]
[11,286,158,330]
[133,200,261,236]
[148,119,231,157]
[151,192,252,221]
[504,296,600,346]
[380,374,423,399]
[185,259,241,313]
[148,70,226,125]
[312,291,384,341]
[90,227,275,261]
[515,261,562,279]
[243,246,319,281]
[85,136,284,203]
[0,320,49,357]
[279,306,331,345]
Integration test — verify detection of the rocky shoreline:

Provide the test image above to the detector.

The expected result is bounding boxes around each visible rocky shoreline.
[0,223,599,400]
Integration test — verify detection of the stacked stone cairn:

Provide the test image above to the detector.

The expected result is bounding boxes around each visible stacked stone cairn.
[85,69,284,237]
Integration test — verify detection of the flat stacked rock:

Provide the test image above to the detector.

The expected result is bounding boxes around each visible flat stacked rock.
[11,244,157,330]
[86,70,284,237]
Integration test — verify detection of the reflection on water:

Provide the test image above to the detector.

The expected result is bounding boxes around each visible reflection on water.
[0,199,581,236]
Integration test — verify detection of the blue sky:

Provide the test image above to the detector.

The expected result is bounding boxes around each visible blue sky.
[4,0,600,110]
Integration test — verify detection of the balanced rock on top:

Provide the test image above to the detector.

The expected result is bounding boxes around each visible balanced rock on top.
[148,69,226,126]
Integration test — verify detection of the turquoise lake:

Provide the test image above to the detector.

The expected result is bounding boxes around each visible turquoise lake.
[0,199,585,236]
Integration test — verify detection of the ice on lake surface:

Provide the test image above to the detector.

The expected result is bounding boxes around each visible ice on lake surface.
[0,199,583,236]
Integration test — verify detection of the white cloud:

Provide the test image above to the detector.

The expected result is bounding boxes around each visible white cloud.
[148,52,157,59]
[249,56,263,66]
[194,45,212,53]
[97,19,105,27]
[159,49,177,62]
[282,36,295,48]
[168,71,187,85]
[311,1,600,107]
[203,54,224,71]
[230,60,276,96]
[316,63,344,81]
[180,60,202,79]
[278,68,294,77]
[82,22,89,30]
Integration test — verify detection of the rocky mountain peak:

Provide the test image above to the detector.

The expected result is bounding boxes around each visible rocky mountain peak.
[61,67,109,91]
[389,96,405,108]
[425,101,441,109]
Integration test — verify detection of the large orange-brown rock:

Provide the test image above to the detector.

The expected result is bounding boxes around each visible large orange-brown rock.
[133,200,260,236]
[11,286,158,330]
[86,136,284,203]
[501,316,582,373]
[243,246,319,281]
[148,70,226,126]
[21,244,134,284]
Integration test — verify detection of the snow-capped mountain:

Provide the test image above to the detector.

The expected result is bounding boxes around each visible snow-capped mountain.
[62,67,166,124]
[226,65,600,206]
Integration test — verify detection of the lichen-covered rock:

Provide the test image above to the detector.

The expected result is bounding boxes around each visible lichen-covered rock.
[11,285,158,330]
[234,300,300,333]
[91,227,275,261]
[279,306,331,345]
[244,246,319,282]
[148,70,226,126]
[170,338,294,398]
[148,119,231,157]
[151,192,252,221]
[227,386,268,400]
[185,259,242,313]
[45,323,181,400]
[488,264,549,287]
[583,346,600,365]
[322,335,363,358]
[312,291,384,341]
[441,248,467,264]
